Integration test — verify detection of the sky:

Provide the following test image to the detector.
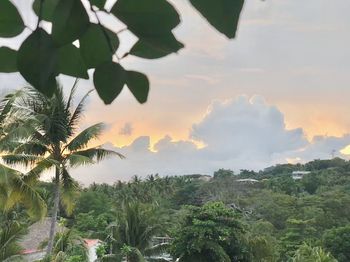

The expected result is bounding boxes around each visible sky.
[1,0,350,184]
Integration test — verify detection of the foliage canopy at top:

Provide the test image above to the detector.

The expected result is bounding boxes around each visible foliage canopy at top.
[0,0,244,104]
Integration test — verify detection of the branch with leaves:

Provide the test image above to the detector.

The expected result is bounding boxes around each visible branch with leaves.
[0,0,244,104]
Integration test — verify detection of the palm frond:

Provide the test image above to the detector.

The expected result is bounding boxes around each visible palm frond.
[131,248,147,262]
[0,164,47,219]
[23,157,57,184]
[68,90,93,131]
[0,89,24,124]
[53,229,87,260]
[0,221,25,261]
[5,176,47,219]
[60,168,80,215]
[52,251,67,262]
[65,123,104,152]
[73,147,125,162]
[0,122,46,153]
[0,164,20,188]
[140,225,163,245]
[20,85,72,144]
[14,87,47,117]
[65,153,95,168]
[144,243,169,257]
[2,154,44,167]
[65,79,79,112]
[0,96,42,153]
[14,140,49,156]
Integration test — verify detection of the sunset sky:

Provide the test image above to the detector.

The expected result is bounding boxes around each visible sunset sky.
[1,0,350,184]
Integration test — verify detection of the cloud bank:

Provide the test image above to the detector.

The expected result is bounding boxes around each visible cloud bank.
[72,96,350,185]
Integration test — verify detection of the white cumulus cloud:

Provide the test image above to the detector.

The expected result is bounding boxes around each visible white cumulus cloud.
[72,95,350,185]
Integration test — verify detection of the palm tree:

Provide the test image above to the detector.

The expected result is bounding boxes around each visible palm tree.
[52,229,88,261]
[38,228,88,262]
[0,91,46,219]
[105,201,167,262]
[2,82,124,256]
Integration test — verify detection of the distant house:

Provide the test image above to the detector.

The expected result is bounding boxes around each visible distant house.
[186,174,212,181]
[236,178,259,183]
[85,239,102,262]
[198,175,212,181]
[292,171,311,180]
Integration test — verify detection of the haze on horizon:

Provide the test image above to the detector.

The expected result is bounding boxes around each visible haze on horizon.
[1,0,350,184]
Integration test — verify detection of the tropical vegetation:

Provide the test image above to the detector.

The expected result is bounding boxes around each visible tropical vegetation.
[1,88,350,261]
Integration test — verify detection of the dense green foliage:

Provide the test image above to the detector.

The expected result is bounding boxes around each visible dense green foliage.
[170,202,248,262]
[0,220,25,261]
[291,243,336,262]
[0,0,244,104]
[322,225,350,262]
[2,155,350,261]
[68,158,350,261]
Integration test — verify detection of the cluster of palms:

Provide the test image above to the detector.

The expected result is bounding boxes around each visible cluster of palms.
[93,201,168,262]
[76,176,175,262]
[0,82,123,260]
[112,174,176,204]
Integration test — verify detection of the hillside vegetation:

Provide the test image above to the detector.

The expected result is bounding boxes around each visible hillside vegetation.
[17,158,350,261]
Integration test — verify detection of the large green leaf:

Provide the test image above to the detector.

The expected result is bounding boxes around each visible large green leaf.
[130,33,184,59]
[0,47,17,73]
[126,71,149,104]
[17,29,58,96]
[89,0,107,9]
[0,1,25,37]
[111,0,180,36]
[111,0,183,58]
[57,44,89,79]
[93,62,126,104]
[52,0,90,46]
[189,0,244,39]
[79,23,119,68]
[32,0,60,22]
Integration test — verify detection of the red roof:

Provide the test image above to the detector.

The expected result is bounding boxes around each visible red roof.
[21,249,43,254]
[84,239,101,247]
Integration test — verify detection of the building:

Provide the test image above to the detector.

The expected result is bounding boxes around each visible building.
[292,171,311,180]
[236,178,259,183]
[85,239,102,262]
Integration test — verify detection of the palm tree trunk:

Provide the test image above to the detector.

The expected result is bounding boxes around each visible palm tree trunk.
[46,167,60,256]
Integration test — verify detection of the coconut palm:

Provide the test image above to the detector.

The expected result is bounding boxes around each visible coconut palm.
[2,82,124,256]
[0,91,46,218]
[104,201,168,262]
